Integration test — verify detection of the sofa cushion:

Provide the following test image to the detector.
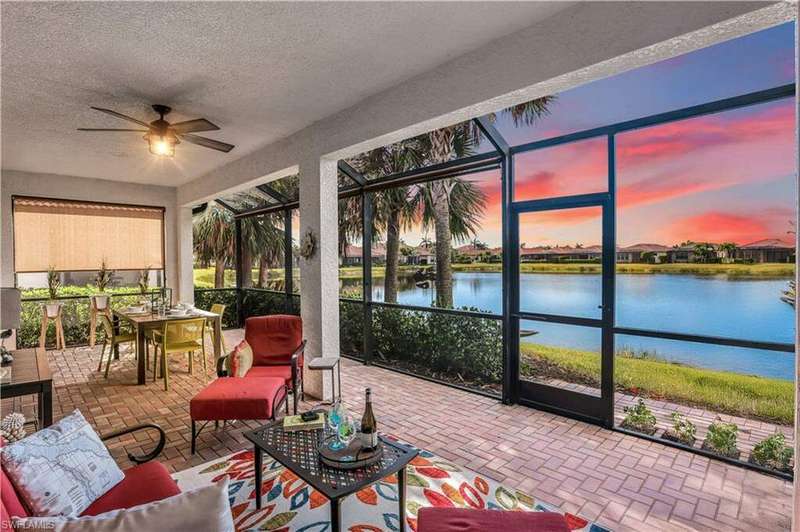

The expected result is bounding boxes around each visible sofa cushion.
[14,478,233,532]
[417,508,571,532]
[245,315,303,366]
[81,461,180,517]
[190,377,286,421]
[0,410,124,516]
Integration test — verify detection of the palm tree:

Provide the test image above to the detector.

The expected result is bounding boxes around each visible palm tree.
[193,202,234,288]
[719,242,738,263]
[193,195,285,288]
[349,141,425,303]
[420,97,554,307]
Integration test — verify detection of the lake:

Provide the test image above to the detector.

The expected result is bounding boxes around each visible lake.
[364,271,796,380]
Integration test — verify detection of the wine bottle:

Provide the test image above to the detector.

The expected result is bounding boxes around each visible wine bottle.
[360,388,378,450]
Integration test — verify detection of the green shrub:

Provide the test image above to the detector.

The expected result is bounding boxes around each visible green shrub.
[193,289,240,328]
[662,412,696,446]
[339,299,364,359]
[17,286,155,349]
[371,305,502,387]
[750,433,793,472]
[620,399,657,435]
[702,420,739,458]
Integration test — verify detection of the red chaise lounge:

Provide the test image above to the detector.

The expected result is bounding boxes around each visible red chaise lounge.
[189,314,304,454]
[1,424,178,527]
[237,314,305,413]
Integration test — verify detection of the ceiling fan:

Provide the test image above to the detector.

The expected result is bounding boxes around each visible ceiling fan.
[78,104,234,157]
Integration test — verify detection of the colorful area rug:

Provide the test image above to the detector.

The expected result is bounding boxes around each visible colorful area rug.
[173,440,610,532]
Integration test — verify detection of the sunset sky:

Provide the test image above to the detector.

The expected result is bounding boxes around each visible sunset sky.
[400,22,796,249]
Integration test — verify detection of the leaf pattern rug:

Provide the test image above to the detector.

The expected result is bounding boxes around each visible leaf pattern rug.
[173,439,611,532]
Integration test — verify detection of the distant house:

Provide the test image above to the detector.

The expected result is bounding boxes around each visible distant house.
[408,245,436,265]
[340,244,387,266]
[666,245,697,263]
[616,243,671,263]
[737,239,795,263]
[519,245,601,262]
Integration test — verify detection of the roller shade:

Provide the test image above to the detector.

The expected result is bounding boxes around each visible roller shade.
[13,197,164,273]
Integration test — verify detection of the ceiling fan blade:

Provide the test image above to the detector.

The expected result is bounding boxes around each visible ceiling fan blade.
[170,118,220,134]
[90,106,151,128]
[77,128,148,132]
[179,134,235,153]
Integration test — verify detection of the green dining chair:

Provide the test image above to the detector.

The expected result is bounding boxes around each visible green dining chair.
[97,315,137,379]
[151,317,207,391]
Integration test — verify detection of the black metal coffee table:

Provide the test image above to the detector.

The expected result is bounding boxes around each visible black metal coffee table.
[245,419,418,532]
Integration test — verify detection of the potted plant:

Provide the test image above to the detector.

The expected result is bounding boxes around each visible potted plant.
[701,419,740,459]
[620,398,657,435]
[750,433,793,473]
[44,267,62,318]
[91,260,114,310]
[661,412,696,446]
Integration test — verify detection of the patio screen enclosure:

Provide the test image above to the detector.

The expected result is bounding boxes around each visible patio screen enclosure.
[197,82,796,480]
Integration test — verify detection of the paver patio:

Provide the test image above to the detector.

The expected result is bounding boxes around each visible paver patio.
[3,329,792,531]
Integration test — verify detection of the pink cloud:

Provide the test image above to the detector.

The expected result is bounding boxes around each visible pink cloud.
[660,211,782,244]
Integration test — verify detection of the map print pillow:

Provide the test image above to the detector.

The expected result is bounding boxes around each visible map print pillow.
[0,410,124,516]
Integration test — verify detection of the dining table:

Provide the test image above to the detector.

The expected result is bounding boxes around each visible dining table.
[112,306,223,385]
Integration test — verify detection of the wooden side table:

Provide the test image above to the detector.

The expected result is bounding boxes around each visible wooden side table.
[0,348,53,428]
[307,357,342,404]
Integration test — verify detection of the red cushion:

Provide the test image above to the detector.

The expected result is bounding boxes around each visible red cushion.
[1,465,30,527]
[245,315,303,366]
[190,377,286,421]
[245,365,292,384]
[417,508,570,532]
[81,461,180,516]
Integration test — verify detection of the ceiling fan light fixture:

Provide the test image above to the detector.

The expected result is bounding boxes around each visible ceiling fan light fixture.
[145,132,178,157]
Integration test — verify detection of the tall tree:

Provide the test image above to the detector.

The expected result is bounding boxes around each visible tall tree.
[193,202,234,288]
[350,141,425,303]
[420,97,554,307]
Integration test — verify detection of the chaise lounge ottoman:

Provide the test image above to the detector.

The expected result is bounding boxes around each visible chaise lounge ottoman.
[417,508,570,532]
[190,376,288,454]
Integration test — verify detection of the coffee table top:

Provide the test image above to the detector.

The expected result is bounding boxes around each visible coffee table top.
[244,417,418,500]
[0,348,52,388]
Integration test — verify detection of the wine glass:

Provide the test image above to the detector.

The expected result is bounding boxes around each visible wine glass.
[327,402,345,450]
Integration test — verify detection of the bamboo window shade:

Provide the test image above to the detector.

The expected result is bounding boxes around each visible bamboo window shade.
[13,197,164,273]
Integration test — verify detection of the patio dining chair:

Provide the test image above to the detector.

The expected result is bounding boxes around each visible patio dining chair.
[151,317,207,391]
[205,303,227,354]
[97,315,136,378]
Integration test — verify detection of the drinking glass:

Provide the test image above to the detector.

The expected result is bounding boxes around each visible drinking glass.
[327,402,345,450]
[338,414,356,449]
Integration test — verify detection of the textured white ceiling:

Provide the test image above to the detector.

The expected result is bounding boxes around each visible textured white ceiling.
[1,1,571,186]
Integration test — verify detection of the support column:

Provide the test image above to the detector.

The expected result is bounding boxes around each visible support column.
[299,155,340,400]
[176,205,195,305]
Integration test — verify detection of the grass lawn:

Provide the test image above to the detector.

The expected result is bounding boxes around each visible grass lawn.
[520,343,794,425]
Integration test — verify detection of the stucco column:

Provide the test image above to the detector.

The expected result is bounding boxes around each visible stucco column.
[176,205,194,305]
[299,155,340,400]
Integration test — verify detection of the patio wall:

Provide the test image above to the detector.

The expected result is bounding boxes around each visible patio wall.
[0,169,184,312]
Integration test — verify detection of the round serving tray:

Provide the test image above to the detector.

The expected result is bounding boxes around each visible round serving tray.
[318,436,383,470]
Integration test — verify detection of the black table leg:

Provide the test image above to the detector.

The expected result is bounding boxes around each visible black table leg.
[38,382,53,427]
[398,466,407,531]
[254,445,263,509]
[112,314,121,360]
[136,326,146,385]
[330,497,341,532]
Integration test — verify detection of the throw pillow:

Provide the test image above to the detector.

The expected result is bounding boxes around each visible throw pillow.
[1,410,124,517]
[226,340,253,377]
[13,478,234,532]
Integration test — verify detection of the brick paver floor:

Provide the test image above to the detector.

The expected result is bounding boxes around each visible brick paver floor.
[3,329,792,531]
